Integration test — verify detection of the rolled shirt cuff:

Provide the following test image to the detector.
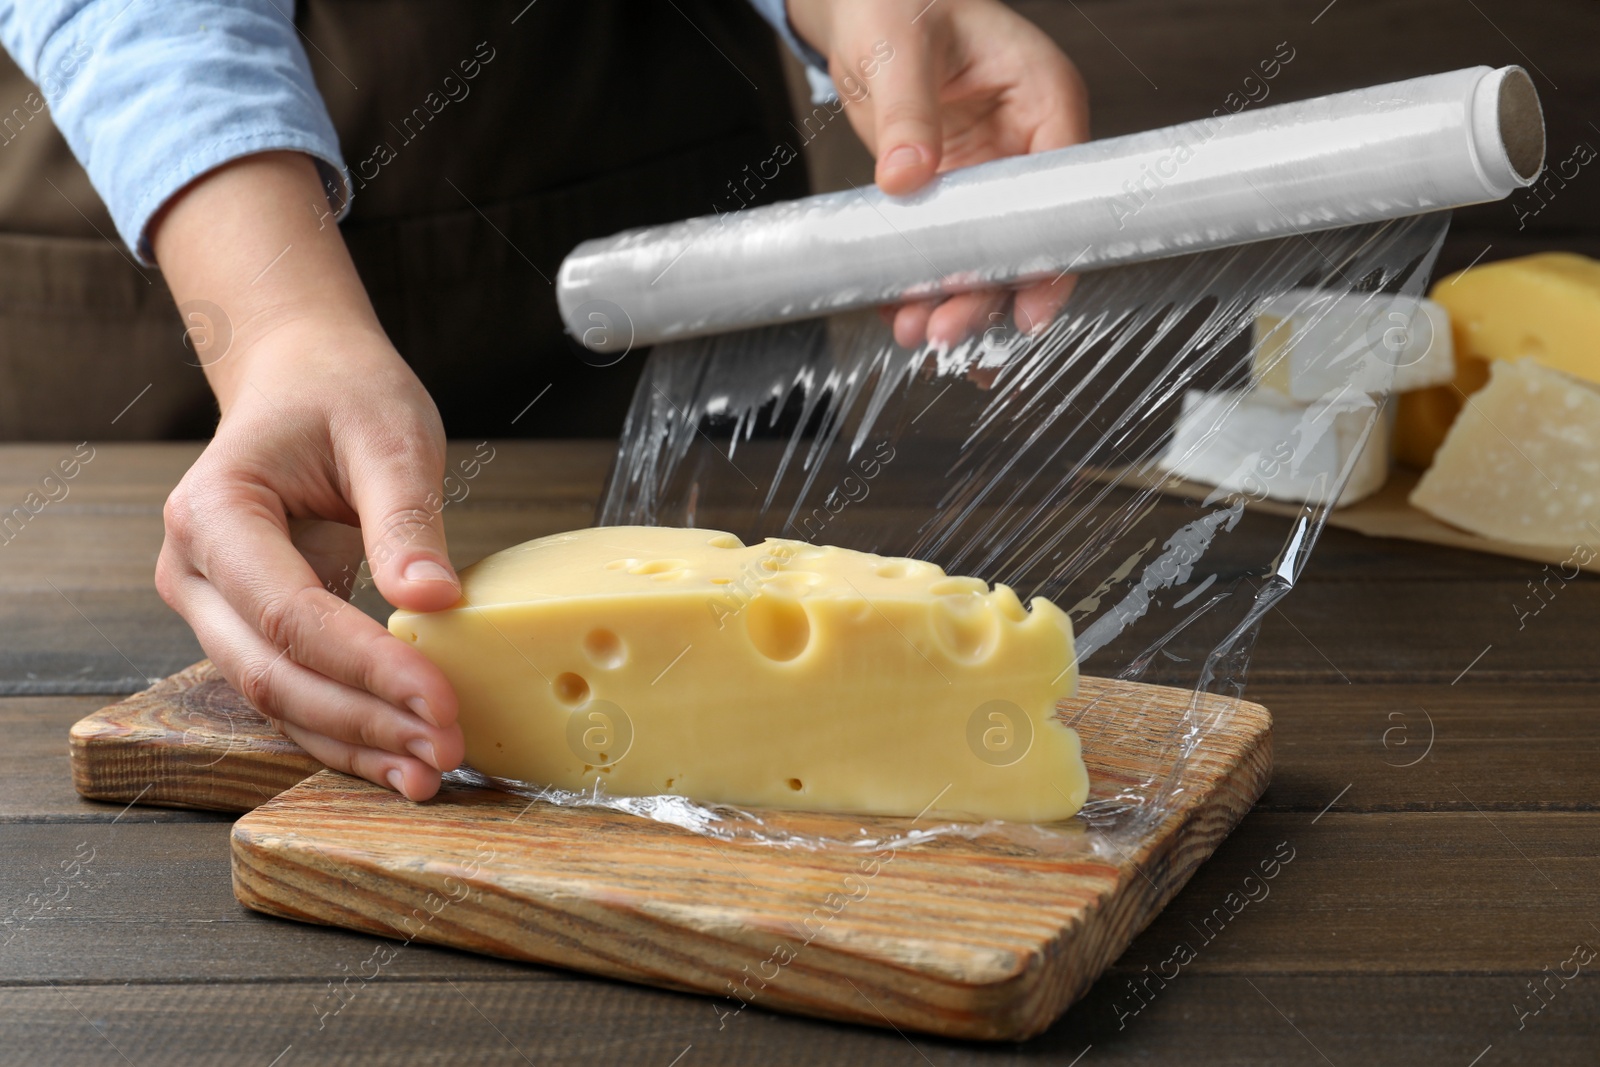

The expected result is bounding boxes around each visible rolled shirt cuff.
[17,0,350,265]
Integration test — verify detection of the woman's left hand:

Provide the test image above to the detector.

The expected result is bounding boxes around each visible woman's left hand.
[787,0,1090,347]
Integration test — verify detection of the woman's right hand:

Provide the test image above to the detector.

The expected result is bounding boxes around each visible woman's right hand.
[152,152,465,800]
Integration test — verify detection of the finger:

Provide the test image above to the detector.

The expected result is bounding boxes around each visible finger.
[893,299,940,348]
[927,289,1010,347]
[276,719,445,802]
[1015,273,1079,335]
[163,560,463,796]
[342,431,460,614]
[866,25,942,194]
[168,483,459,731]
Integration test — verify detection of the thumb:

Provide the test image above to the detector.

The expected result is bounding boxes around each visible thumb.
[349,443,460,613]
[868,35,941,195]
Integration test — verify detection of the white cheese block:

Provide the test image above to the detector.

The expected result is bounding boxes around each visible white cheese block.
[1410,359,1600,546]
[1158,388,1391,508]
[390,527,1088,823]
[1252,290,1454,400]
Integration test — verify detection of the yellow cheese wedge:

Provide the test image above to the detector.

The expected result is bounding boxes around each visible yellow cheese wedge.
[1398,253,1600,466]
[390,527,1087,823]
[1410,359,1600,546]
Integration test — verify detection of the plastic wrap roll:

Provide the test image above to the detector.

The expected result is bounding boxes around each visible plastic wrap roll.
[559,66,1542,352]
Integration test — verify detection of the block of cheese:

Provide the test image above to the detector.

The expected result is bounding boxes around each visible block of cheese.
[1397,253,1600,466]
[1393,356,1489,469]
[390,527,1087,823]
[1252,290,1453,401]
[1410,359,1600,546]
[1158,388,1391,508]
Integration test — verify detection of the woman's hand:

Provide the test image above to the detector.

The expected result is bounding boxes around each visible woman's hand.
[152,153,465,800]
[787,0,1089,348]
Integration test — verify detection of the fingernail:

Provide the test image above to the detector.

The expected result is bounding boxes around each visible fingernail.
[406,738,439,770]
[881,144,926,172]
[406,695,438,727]
[385,768,407,795]
[404,559,457,585]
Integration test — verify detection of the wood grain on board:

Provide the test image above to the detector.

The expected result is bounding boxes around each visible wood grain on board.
[68,661,321,813]
[228,676,1270,1041]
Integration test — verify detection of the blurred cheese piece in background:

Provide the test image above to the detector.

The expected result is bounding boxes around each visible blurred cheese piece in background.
[390,527,1087,823]
[1393,357,1490,469]
[1253,290,1454,401]
[1410,360,1600,547]
[1398,253,1600,467]
[1159,389,1390,508]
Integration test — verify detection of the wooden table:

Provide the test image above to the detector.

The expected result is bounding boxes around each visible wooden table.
[3,441,1597,1066]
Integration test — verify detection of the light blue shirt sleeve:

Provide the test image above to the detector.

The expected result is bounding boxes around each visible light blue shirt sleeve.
[743,0,839,103]
[0,0,350,265]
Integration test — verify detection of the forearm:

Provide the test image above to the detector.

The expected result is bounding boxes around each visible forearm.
[150,151,381,412]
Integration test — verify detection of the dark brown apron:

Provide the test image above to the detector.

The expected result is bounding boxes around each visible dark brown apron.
[0,0,807,439]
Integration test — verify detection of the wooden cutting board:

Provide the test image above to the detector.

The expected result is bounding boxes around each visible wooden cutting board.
[70,661,1271,1041]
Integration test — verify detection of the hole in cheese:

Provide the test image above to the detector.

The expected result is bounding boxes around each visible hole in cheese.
[707,534,741,549]
[605,558,637,570]
[582,628,627,669]
[875,560,911,579]
[787,777,804,791]
[933,595,999,662]
[552,672,590,706]
[745,593,810,662]
[629,559,686,575]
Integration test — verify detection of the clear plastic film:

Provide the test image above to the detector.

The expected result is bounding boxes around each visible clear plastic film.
[494,212,1452,860]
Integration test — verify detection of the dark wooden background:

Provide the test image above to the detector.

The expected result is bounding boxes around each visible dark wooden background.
[3,1,1599,1063]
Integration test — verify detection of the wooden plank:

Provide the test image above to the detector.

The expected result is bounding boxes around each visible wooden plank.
[1,973,1594,1066]
[0,440,612,506]
[0,821,522,984]
[0,589,203,695]
[229,678,1271,1041]
[0,441,199,503]
[39,679,1600,823]
[1249,683,1600,813]
[1119,811,1600,976]
[17,546,1593,695]
[9,440,1595,692]
[6,812,1597,985]
[0,695,224,824]
[1251,576,1600,684]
